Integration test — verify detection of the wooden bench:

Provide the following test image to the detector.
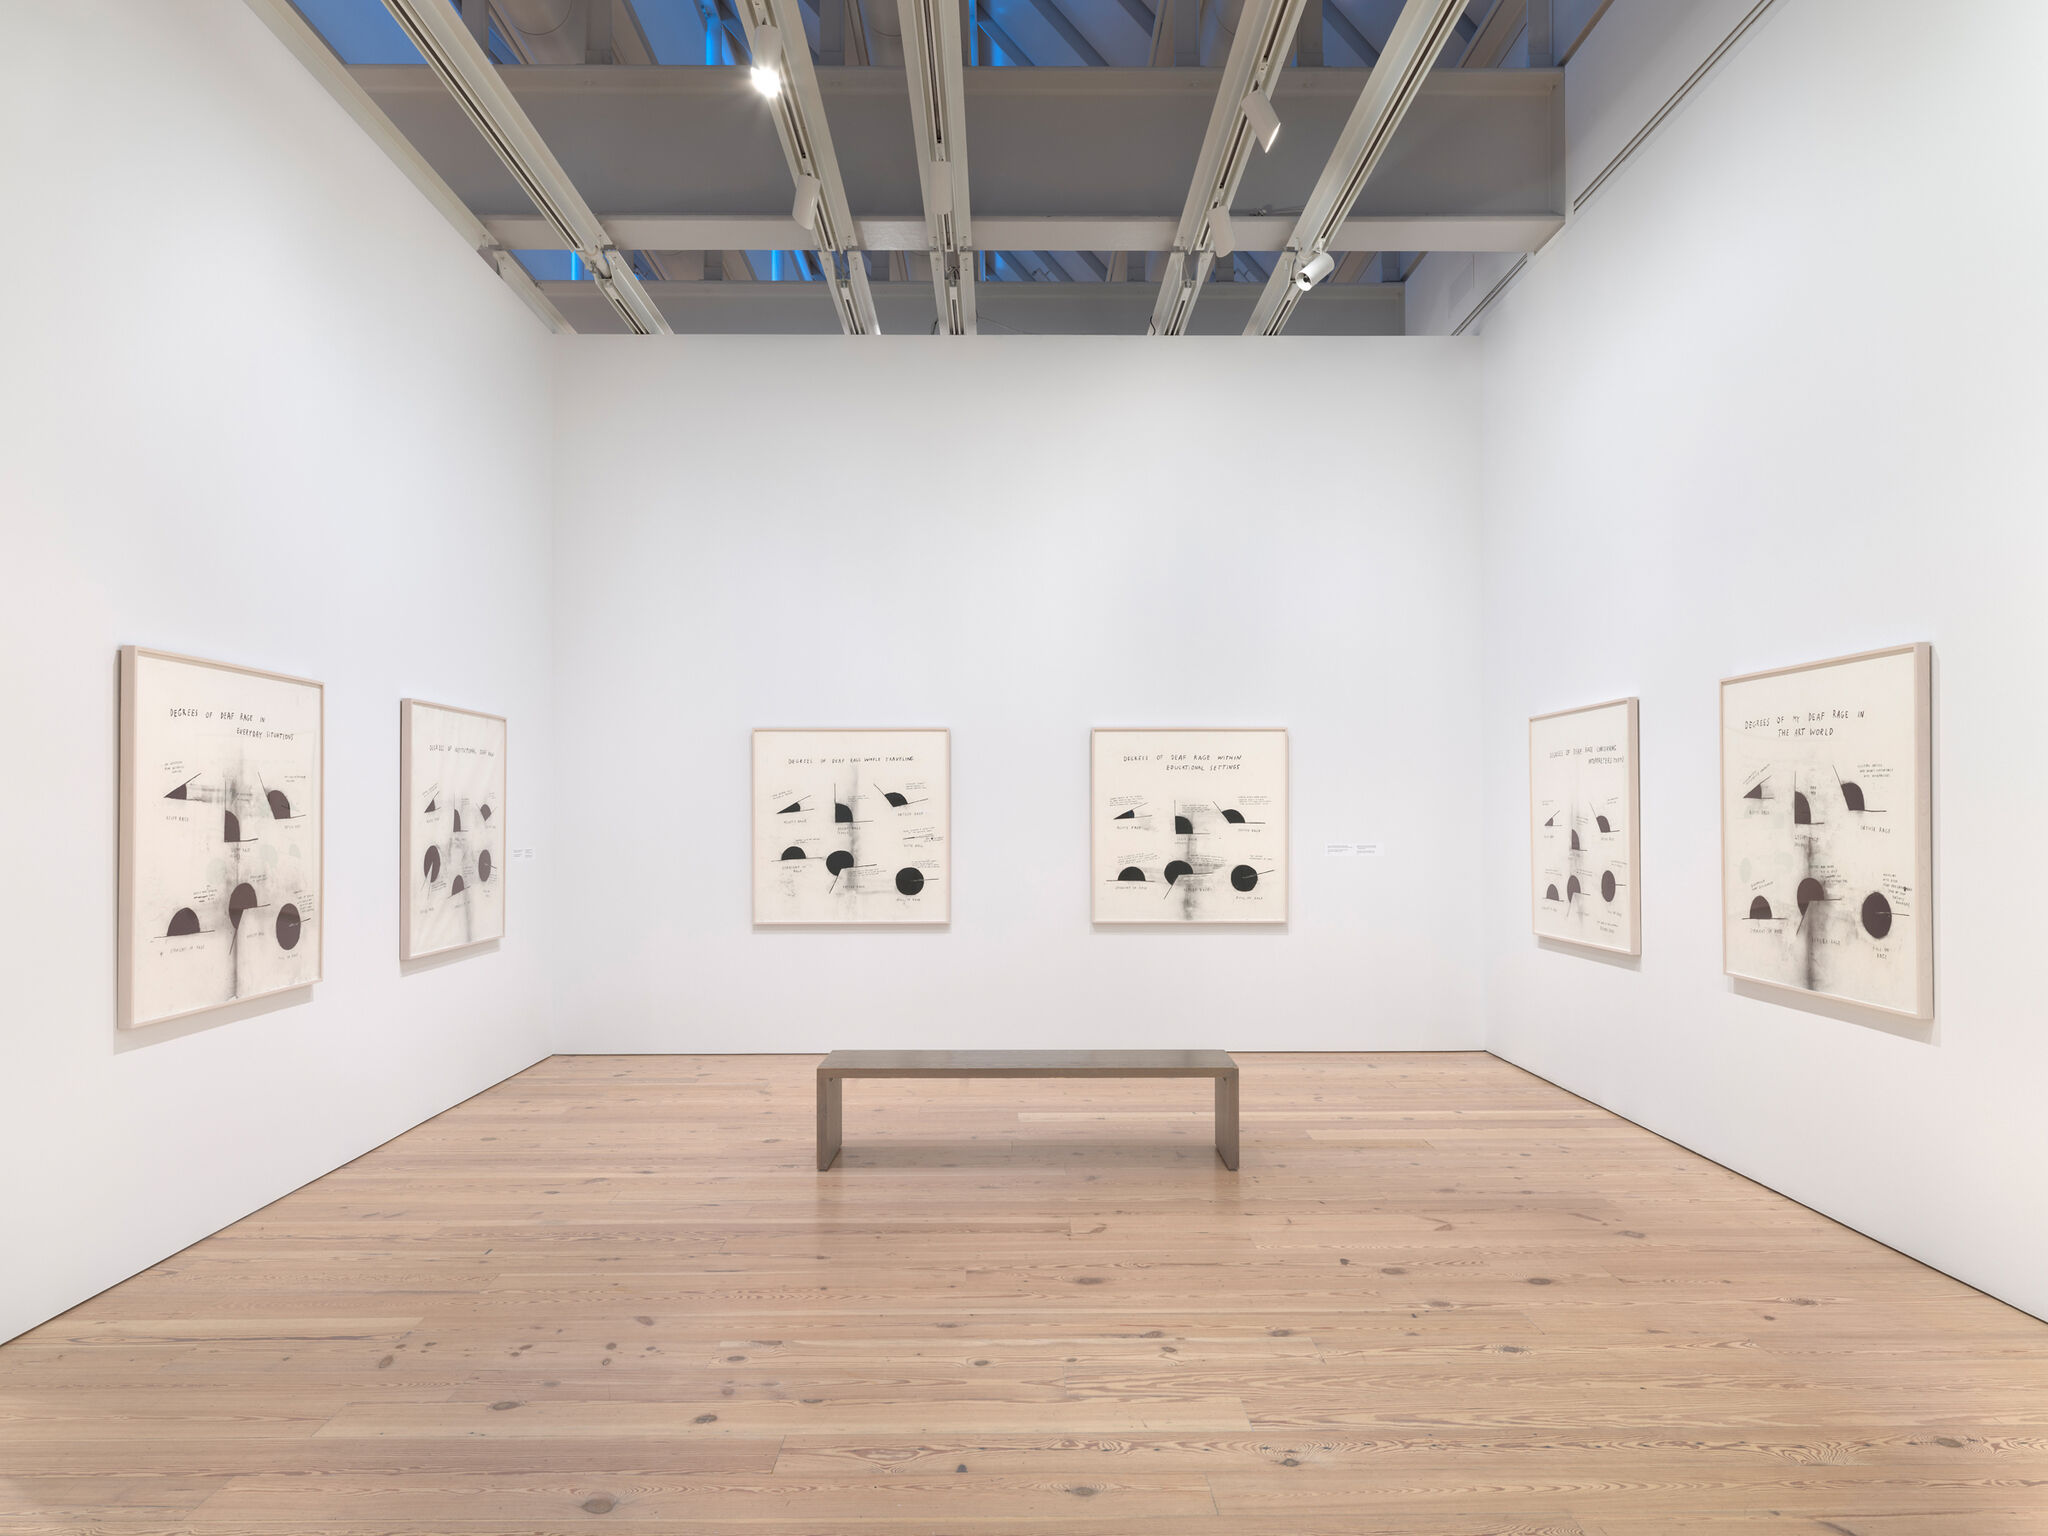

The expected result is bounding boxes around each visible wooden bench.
[816,1049,1240,1170]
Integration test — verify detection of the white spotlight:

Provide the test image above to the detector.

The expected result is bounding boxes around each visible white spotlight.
[1293,249,1335,292]
[751,25,784,97]
[1240,89,1281,153]
[791,173,823,231]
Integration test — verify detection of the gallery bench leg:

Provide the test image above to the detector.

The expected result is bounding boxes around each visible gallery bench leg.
[817,1074,843,1171]
[1215,1072,1240,1170]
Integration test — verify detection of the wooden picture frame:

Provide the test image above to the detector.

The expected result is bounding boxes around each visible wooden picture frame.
[1091,727,1289,925]
[399,699,507,961]
[1529,697,1641,956]
[1720,643,1933,1019]
[118,646,325,1029]
[751,728,951,926]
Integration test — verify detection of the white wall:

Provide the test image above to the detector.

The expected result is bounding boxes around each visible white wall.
[0,2,557,1342]
[1477,0,2048,1319]
[551,338,1484,1053]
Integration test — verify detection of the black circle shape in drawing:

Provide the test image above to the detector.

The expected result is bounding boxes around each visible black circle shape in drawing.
[1230,865,1259,892]
[1221,808,1246,824]
[266,789,292,820]
[275,904,302,951]
[451,876,466,896]
[1174,816,1194,836]
[781,846,806,861]
[1861,891,1893,939]
[1596,815,1612,834]
[1841,781,1865,812]
[1118,866,1147,883]
[229,882,258,930]
[1796,877,1825,916]
[1749,895,1773,920]
[1544,884,1561,903]
[1565,874,1581,902]
[1164,860,1193,886]
[1792,791,1813,826]
[825,850,854,875]
[424,846,442,883]
[478,850,493,883]
[167,907,201,937]
[1570,829,1581,852]
[895,867,925,896]
[1600,871,1616,903]
[835,802,854,824]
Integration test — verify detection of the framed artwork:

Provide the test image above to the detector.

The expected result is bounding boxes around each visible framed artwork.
[752,729,950,924]
[400,699,506,960]
[1529,697,1641,955]
[1721,643,1932,1019]
[118,647,323,1029]
[1091,728,1288,924]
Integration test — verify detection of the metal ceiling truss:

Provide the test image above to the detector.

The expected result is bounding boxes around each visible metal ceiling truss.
[898,0,978,332]
[732,0,882,333]
[1150,0,1310,334]
[1244,0,1468,335]
[377,0,669,333]
[239,0,569,332]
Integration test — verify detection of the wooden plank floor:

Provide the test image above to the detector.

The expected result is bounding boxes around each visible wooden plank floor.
[4,1052,2046,1534]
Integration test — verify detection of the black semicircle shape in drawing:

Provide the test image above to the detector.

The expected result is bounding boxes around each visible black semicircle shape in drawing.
[266,789,292,819]
[1743,783,1765,800]
[1862,890,1893,938]
[424,797,436,814]
[1230,865,1259,892]
[895,867,925,896]
[884,791,909,808]
[1570,829,1581,851]
[1566,874,1582,901]
[780,846,807,861]
[1797,877,1826,916]
[1221,808,1246,824]
[778,801,802,814]
[834,802,854,824]
[423,846,442,883]
[477,850,493,883]
[1164,860,1193,885]
[1544,884,1560,902]
[1543,815,1555,827]
[1749,895,1773,920]
[228,883,258,930]
[1792,791,1813,825]
[1174,815,1194,835]
[1118,866,1147,882]
[165,775,197,800]
[1114,809,1136,820]
[1841,781,1866,812]
[450,876,465,896]
[274,904,302,951]
[1596,815,1613,834]
[166,907,201,937]
[452,809,464,833]
[825,850,855,875]
[1601,871,1617,903]
[223,809,242,843]
[480,804,493,822]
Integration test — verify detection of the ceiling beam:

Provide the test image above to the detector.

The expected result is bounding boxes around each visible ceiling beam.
[1245,0,1468,334]
[1151,0,1310,333]
[898,0,978,332]
[374,0,669,331]
[1022,0,1109,65]
[237,0,569,333]
[481,211,1559,253]
[730,0,882,332]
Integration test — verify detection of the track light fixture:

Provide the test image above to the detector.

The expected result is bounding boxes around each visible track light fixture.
[791,173,822,231]
[751,24,784,97]
[1293,249,1336,291]
[1240,90,1282,153]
